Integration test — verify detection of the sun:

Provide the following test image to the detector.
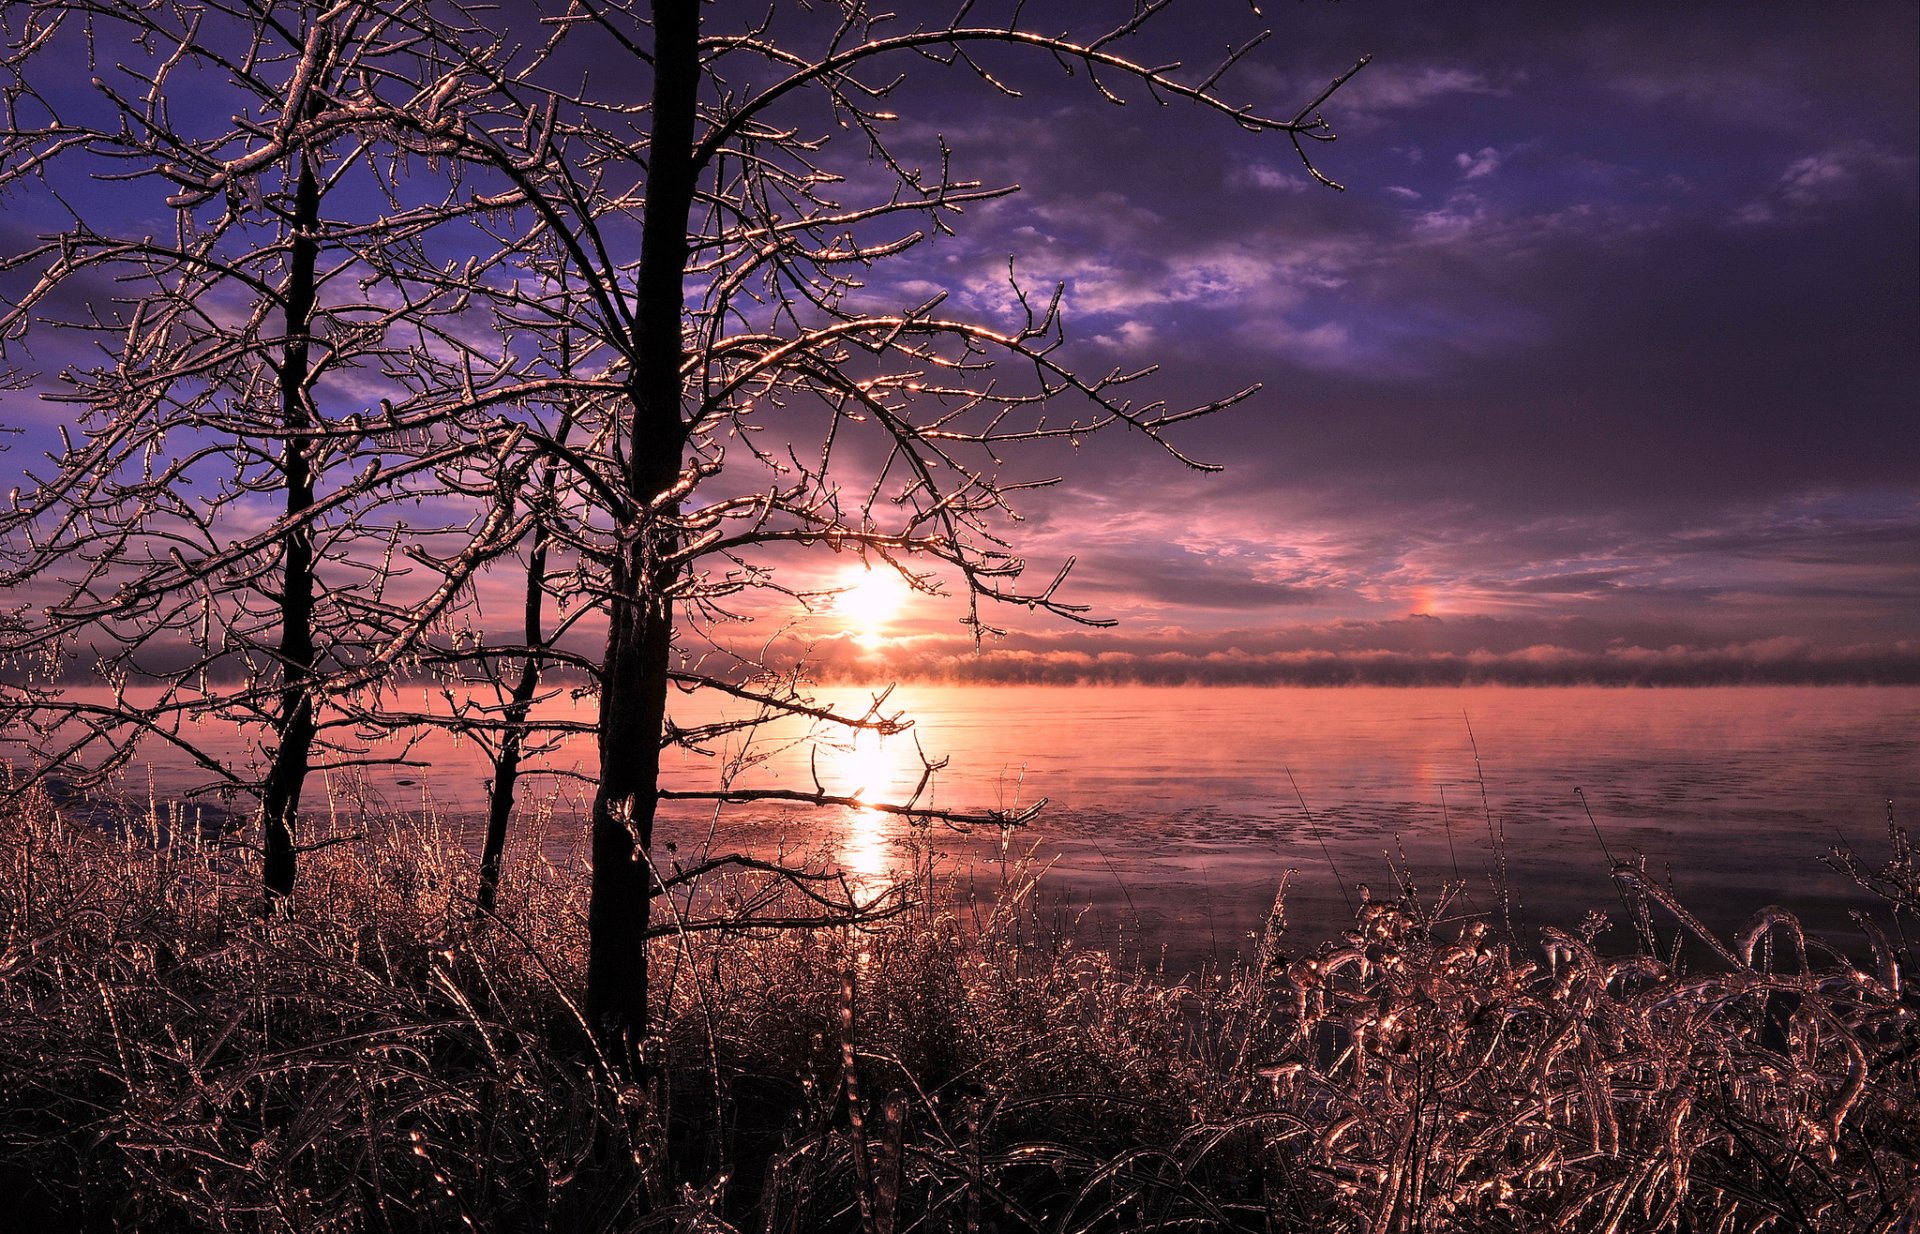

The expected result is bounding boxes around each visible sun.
[833,565,909,633]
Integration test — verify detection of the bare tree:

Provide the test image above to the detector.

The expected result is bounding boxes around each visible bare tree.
[367,0,1367,1053]
[0,1,521,904]
[3,0,1361,1056]
[470,390,574,918]
[392,291,601,919]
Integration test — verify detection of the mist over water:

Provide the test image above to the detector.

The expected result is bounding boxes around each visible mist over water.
[42,685,1920,973]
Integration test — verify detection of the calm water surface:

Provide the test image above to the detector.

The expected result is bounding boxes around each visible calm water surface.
[64,685,1920,970]
[652,685,1918,967]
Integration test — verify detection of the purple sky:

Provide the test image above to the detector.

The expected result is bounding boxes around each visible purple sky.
[3,1,1916,685]
[791,0,1920,683]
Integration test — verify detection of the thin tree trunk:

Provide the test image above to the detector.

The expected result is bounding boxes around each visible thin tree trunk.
[476,490,553,916]
[585,0,700,1053]
[260,142,322,910]
[479,329,575,917]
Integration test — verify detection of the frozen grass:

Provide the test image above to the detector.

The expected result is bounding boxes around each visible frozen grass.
[1,789,1915,1232]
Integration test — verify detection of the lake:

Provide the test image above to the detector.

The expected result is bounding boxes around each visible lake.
[30,685,1920,971]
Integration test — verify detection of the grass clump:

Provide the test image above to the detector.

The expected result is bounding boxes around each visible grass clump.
[1,789,1915,1232]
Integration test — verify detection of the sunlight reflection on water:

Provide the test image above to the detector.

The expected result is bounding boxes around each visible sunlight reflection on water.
[31,685,1920,969]
[829,726,908,891]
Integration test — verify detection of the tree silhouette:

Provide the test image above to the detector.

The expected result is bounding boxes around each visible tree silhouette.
[0,1,519,904]
[384,0,1364,1052]
[2,0,1362,1056]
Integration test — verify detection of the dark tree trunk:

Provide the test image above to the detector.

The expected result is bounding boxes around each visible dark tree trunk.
[260,143,322,911]
[476,495,553,916]
[585,0,700,1054]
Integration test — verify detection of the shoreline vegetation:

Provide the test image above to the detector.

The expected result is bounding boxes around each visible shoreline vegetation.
[2,786,1915,1232]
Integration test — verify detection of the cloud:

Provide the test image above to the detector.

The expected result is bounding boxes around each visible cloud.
[1071,554,1324,611]
[789,622,1920,687]
[1350,66,1501,113]
[1233,162,1310,194]
[1089,320,1157,350]
[1454,146,1502,180]
[1589,3,1914,131]
[1411,193,1487,237]
[1732,141,1918,226]
[1268,64,1505,132]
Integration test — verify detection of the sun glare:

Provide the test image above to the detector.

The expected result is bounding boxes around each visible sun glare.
[833,566,909,634]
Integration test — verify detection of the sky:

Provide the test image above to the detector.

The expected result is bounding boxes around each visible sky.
[2,1,1916,686]
[790,0,1920,684]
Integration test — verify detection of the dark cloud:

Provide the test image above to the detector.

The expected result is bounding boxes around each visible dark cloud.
[1068,547,1324,610]
[1501,570,1636,596]
[862,0,1919,662]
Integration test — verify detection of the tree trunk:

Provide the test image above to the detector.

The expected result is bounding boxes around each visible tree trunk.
[477,496,552,916]
[260,142,322,911]
[585,0,700,1054]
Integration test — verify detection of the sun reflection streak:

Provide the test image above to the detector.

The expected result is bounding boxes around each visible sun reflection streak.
[834,726,910,890]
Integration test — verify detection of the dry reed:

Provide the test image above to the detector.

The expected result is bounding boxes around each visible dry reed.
[1,787,1914,1232]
